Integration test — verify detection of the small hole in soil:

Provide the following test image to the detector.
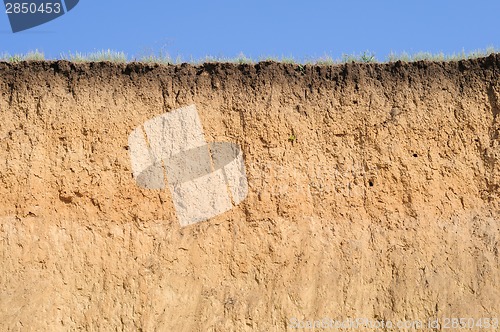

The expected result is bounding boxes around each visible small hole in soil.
[413,153,418,157]
[369,180,374,187]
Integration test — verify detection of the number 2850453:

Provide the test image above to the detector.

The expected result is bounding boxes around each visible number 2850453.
[5,2,62,14]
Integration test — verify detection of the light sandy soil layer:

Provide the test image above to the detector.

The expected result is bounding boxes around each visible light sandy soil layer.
[0,56,499,331]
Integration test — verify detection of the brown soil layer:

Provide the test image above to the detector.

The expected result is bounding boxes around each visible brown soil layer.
[0,56,499,331]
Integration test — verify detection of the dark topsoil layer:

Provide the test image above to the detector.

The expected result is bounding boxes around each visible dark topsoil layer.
[0,54,499,91]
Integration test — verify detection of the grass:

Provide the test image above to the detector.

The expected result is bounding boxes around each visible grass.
[60,49,128,63]
[387,47,498,62]
[0,47,498,65]
[0,49,45,62]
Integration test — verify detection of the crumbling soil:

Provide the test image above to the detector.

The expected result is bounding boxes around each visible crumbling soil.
[0,56,499,331]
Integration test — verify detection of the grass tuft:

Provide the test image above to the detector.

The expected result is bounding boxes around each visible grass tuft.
[60,49,128,63]
[341,51,377,63]
[134,48,174,64]
[387,46,498,62]
[0,49,45,62]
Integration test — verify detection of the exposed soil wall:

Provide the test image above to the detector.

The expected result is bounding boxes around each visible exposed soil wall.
[0,56,499,331]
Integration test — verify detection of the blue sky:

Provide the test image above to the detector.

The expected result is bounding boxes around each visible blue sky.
[1,0,500,61]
